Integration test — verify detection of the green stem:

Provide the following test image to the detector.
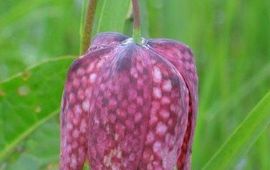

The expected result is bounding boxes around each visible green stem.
[80,0,98,54]
[131,0,142,44]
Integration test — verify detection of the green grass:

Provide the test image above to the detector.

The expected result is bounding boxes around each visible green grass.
[0,0,269,169]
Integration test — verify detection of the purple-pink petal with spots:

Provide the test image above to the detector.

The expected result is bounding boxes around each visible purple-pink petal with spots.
[60,33,198,170]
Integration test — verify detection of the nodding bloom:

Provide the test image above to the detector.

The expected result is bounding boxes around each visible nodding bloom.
[60,32,198,170]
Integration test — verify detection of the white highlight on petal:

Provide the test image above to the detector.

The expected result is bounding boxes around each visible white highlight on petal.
[67,145,72,153]
[146,131,155,144]
[130,67,138,78]
[134,112,142,123]
[160,109,170,120]
[153,141,162,154]
[73,129,79,138]
[82,100,90,112]
[162,80,172,92]
[153,87,162,98]
[72,141,78,149]
[70,154,77,168]
[161,96,171,104]
[78,147,85,156]
[72,79,80,88]
[69,93,75,103]
[87,63,95,73]
[72,117,79,125]
[153,66,162,83]
[76,68,85,76]
[94,115,100,125]
[129,153,136,161]
[80,119,87,133]
[104,147,123,168]
[156,122,168,136]
[152,101,161,110]
[170,104,177,112]
[67,123,73,130]
[89,73,97,83]
[74,105,82,115]
[96,59,105,68]
[149,113,158,126]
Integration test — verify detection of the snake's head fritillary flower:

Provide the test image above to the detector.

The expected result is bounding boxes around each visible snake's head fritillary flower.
[60,32,198,170]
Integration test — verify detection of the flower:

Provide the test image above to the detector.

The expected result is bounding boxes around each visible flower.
[60,32,198,170]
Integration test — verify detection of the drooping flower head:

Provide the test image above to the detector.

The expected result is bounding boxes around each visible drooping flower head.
[60,32,198,170]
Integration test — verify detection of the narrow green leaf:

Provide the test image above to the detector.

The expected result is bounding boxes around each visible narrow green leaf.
[0,56,74,162]
[203,91,270,170]
[92,0,130,36]
[6,119,60,170]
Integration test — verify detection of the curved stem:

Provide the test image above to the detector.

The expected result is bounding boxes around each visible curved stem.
[80,0,98,54]
[132,0,142,44]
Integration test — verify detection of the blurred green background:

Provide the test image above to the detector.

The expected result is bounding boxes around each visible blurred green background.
[0,0,269,169]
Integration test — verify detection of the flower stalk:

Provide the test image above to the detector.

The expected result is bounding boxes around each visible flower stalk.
[131,0,142,44]
[80,0,98,54]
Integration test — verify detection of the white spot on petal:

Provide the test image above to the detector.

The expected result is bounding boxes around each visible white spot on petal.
[153,66,162,83]
[72,79,80,88]
[134,112,142,123]
[87,63,95,73]
[73,129,80,138]
[149,114,158,126]
[130,67,138,78]
[170,104,177,112]
[152,101,161,110]
[147,164,153,170]
[77,90,85,100]
[161,96,171,104]
[136,63,143,73]
[153,141,162,154]
[128,89,137,100]
[129,153,135,161]
[74,105,82,115]
[82,100,90,112]
[72,117,79,125]
[70,154,77,168]
[160,109,170,120]
[72,141,78,149]
[94,115,100,125]
[153,87,162,99]
[103,147,122,168]
[89,73,97,83]
[69,93,75,103]
[136,97,143,105]
[156,122,168,136]
[67,123,73,130]
[77,68,85,76]
[114,134,119,141]
[80,119,87,133]
[146,131,155,144]
[162,80,172,92]
[67,145,72,153]
[96,59,105,68]
[78,147,85,157]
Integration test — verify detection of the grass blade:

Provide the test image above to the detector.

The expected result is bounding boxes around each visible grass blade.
[92,0,130,36]
[203,91,270,170]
